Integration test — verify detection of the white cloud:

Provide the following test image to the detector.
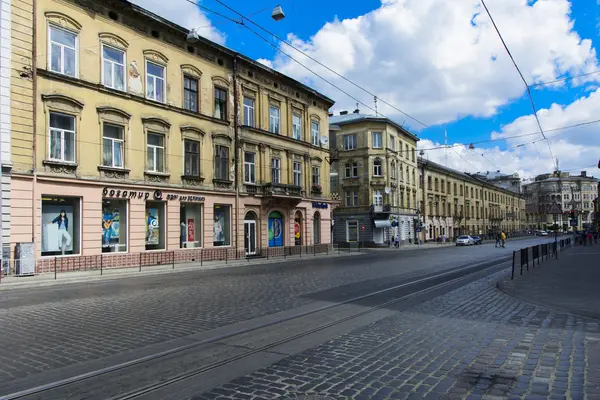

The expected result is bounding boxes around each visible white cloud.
[256,58,273,68]
[265,0,598,128]
[420,88,600,181]
[130,0,226,45]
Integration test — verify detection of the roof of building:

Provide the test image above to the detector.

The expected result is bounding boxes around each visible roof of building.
[329,113,419,141]
[117,0,335,106]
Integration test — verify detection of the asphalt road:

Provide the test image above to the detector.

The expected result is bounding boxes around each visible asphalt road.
[0,236,554,388]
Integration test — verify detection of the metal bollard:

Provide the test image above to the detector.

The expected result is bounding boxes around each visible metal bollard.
[511,251,515,280]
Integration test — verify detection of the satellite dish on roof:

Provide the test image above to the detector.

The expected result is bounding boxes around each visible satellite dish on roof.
[320,135,329,145]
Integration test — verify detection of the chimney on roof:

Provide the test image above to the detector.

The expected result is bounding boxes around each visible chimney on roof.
[340,111,348,115]
[353,109,360,114]
[581,171,587,177]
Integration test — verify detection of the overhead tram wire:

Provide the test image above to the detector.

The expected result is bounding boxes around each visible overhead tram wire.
[183,0,599,158]
[181,0,392,120]
[207,0,430,129]
[480,0,556,170]
[529,69,600,88]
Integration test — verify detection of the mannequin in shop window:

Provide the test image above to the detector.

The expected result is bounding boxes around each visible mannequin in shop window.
[47,210,72,252]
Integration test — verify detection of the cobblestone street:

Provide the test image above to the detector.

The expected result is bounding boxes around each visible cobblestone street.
[0,240,541,385]
[193,268,600,399]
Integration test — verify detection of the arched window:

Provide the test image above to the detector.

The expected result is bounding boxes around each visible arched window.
[313,212,321,244]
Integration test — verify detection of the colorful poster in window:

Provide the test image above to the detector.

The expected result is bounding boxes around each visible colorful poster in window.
[187,218,195,242]
[268,211,283,247]
[294,221,301,246]
[146,208,159,245]
[102,208,120,248]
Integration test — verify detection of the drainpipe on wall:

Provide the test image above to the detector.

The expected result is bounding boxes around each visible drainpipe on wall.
[31,0,37,246]
[232,55,239,250]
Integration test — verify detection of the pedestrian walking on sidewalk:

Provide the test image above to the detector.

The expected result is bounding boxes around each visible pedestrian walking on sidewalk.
[501,231,507,248]
[495,233,501,248]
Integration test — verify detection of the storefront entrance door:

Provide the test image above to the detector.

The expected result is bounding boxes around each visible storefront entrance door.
[244,220,257,255]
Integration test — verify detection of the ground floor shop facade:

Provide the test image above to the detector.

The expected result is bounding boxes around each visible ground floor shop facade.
[332,210,418,247]
[10,176,333,273]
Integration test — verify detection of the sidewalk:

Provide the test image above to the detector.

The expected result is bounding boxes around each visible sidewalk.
[0,250,361,290]
[369,235,534,251]
[499,243,600,320]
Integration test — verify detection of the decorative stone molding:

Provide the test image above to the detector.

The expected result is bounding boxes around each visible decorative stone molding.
[98,166,130,180]
[45,11,82,31]
[212,76,230,87]
[99,32,129,49]
[42,160,78,175]
[41,94,84,112]
[143,49,169,65]
[181,64,202,79]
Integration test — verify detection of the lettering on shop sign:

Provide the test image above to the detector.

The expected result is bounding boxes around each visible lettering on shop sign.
[102,188,205,202]
[312,202,328,209]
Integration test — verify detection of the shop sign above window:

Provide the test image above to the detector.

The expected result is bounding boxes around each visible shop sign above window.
[102,187,205,202]
[312,202,328,209]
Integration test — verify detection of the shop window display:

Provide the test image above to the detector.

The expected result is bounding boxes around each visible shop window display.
[268,211,284,247]
[213,205,231,246]
[146,202,166,250]
[42,196,81,256]
[180,203,202,248]
[102,199,128,253]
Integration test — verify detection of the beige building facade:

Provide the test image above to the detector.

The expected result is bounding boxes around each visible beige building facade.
[10,0,335,271]
[523,171,598,232]
[418,159,526,242]
[330,111,419,246]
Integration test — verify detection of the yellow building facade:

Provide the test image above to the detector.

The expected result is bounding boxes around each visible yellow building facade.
[11,0,334,270]
[419,159,526,241]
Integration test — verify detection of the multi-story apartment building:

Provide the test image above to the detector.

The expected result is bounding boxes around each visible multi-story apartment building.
[418,159,526,242]
[10,0,335,268]
[523,171,598,231]
[471,171,522,194]
[329,111,419,246]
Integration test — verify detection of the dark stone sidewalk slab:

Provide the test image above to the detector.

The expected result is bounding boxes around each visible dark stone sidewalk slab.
[499,246,600,320]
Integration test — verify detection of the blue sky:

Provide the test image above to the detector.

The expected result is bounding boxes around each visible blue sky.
[136,0,600,180]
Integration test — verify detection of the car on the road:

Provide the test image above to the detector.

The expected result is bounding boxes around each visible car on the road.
[456,235,474,246]
[471,236,483,245]
[539,230,549,236]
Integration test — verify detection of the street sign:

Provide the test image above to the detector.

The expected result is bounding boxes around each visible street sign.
[547,202,562,215]
[570,219,578,227]
[416,227,421,232]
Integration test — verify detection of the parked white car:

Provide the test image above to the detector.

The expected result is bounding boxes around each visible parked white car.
[456,235,474,246]
[539,231,549,236]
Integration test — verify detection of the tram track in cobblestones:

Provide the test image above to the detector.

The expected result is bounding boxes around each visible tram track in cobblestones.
[1,255,512,400]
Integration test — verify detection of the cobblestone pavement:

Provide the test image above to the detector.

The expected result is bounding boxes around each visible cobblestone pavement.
[501,246,600,320]
[192,269,600,400]
[0,237,552,384]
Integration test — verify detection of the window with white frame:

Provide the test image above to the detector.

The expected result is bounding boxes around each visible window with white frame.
[372,132,382,148]
[347,220,358,242]
[184,139,200,177]
[373,189,383,206]
[243,97,254,126]
[312,166,320,186]
[293,161,302,186]
[244,152,256,184]
[271,158,281,184]
[146,61,165,102]
[353,191,359,206]
[49,25,77,77]
[390,136,395,151]
[373,159,382,176]
[343,134,357,150]
[269,105,280,134]
[146,132,165,172]
[345,191,351,206]
[292,113,302,140]
[399,165,404,181]
[345,162,358,178]
[49,112,76,162]
[102,45,125,91]
[102,124,124,168]
[311,120,320,146]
